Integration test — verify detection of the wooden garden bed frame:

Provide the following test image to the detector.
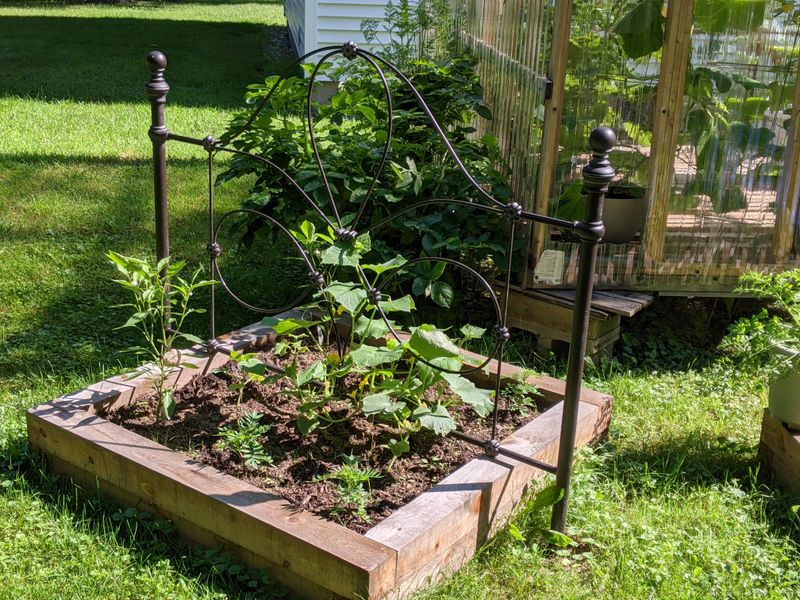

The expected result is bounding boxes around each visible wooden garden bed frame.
[27,318,611,599]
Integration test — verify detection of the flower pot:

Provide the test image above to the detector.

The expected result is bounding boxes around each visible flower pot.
[601,184,647,244]
[768,345,800,429]
[769,370,800,430]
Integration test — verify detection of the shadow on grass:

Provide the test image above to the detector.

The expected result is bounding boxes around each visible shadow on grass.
[0,432,289,599]
[610,295,767,375]
[0,152,308,382]
[3,0,284,5]
[0,15,293,107]
[591,432,800,539]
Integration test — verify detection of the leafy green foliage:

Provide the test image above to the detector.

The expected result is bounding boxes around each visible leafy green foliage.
[502,371,542,415]
[228,350,279,404]
[695,0,767,33]
[555,1,664,193]
[108,252,214,420]
[215,412,273,469]
[255,221,495,457]
[680,55,786,213]
[612,0,666,59]
[722,269,800,381]
[314,454,381,524]
[217,5,514,276]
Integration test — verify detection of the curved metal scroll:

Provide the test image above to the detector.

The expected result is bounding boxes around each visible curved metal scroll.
[144,43,616,533]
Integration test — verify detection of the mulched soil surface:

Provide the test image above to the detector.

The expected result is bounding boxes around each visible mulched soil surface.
[107,349,538,533]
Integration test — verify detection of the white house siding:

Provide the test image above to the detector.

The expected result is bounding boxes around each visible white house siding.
[285,0,306,55]
[285,0,396,62]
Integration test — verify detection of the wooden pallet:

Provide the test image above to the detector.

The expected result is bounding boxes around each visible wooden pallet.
[504,287,653,359]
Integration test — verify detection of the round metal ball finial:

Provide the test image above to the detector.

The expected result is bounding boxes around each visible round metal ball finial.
[588,126,616,154]
[147,50,167,72]
[342,40,359,60]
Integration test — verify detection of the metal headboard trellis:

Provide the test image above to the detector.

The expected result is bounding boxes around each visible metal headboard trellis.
[144,42,615,533]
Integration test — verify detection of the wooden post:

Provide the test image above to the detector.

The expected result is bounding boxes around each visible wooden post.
[525,0,573,287]
[771,60,800,263]
[641,1,695,268]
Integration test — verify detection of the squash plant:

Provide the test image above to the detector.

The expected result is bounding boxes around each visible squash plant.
[247,221,496,460]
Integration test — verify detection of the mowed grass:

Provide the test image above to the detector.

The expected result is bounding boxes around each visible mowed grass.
[0,2,296,598]
[1,3,800,600]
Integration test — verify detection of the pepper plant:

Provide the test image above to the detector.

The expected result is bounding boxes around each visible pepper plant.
[108,251,214,420]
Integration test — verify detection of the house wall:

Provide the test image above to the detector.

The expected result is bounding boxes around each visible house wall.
[285,0,397,61]
[285,0,306,55]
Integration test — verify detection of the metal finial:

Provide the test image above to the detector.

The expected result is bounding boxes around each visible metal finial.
[583,127,616,183]
[588,126,616,155]
[342,41,359,60]
[145,51,169,109]
[146,50,167,73]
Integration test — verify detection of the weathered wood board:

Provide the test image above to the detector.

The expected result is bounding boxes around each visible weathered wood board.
[760,409,800,497]
[27,320,612,599]
[500,286,653,359]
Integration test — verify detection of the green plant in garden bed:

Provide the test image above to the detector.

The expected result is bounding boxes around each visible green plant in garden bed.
[109,217,496,464]
[253,220,495,460]
[314,454,381,524]
[107,251,215,420]
[229,350,278,404]
[215,412,274,469]
[722,269,800,378]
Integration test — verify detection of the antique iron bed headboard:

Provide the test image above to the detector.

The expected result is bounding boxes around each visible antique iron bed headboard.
[144,42,615,533]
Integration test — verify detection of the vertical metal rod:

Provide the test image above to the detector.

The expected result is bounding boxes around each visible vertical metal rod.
[207,151,217,341]
[145,51,171,267]
[491,217,517,440]
[551,127,616,533]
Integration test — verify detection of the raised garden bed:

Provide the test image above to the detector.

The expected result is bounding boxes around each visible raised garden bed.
[27,318,611,599]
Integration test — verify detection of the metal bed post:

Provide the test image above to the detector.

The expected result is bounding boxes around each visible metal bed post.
[551,127,616,533]
[145,51,171,269]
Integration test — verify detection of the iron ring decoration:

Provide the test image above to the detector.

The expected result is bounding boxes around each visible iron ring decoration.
[211,144,336,230]
[212,208,316,315]
[304,49,395,232]
[220,43,506,218]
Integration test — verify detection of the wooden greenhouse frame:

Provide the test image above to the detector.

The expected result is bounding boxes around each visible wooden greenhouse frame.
[457,0,800,295]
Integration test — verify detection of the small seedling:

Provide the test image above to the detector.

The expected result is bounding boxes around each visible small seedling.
[420,455,443,471]
[273,333,308,358]
[315,454,380,523]
[229,350,275,404]
[503,370,541,415]
[215,412,273,468]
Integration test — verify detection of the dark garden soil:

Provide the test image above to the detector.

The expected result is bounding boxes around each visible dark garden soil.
[107,349,537,533]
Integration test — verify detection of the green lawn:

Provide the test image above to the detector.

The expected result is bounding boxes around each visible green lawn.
[1,2,799,599]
